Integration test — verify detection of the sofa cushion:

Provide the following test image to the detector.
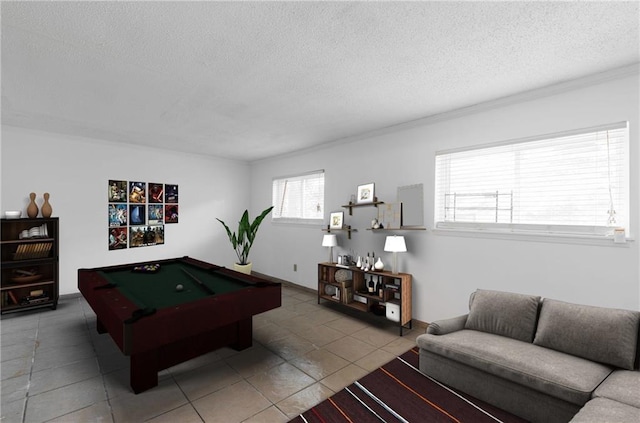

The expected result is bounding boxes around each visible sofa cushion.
[533,299,640,370]
[569,397,640,423]
[464,289,540,342]
[417,329,613,405]
[594,370,640,408]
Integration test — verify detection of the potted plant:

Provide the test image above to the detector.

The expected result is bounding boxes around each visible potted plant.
[216,206,273,274]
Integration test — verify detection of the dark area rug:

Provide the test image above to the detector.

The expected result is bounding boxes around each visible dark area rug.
[289,347,529,423]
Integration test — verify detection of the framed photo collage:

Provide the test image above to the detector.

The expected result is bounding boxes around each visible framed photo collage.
[108,180,179,250]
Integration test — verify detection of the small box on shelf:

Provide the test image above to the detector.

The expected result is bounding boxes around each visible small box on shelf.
[386,302,400,322]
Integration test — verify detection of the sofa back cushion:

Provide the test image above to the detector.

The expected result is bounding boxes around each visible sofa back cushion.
[464,289,541,342]
[533,299,640,370]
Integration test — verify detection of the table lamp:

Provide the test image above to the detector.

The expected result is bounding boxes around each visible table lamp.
[322,234,338,263]
[384,235,407,274]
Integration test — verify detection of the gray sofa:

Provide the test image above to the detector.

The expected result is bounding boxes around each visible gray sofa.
[416,289,640,423]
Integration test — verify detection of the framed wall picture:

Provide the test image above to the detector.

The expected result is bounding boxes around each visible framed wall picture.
[108,180,127,203]
[148,183,164,203]
[357,183,375,204]
[129,181,146,203]
[330,211,344,229]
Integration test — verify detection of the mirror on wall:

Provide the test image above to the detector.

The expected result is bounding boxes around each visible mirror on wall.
[398,184,424,227]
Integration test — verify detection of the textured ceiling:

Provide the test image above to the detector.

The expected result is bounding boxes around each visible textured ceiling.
[2,1,639,162]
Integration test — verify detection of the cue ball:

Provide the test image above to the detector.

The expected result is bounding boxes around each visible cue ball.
[175,284,184,292]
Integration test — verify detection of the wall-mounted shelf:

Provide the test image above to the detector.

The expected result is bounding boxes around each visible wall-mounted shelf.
[341,198,384,216]
[322,225,356,239]
[367,227,427,231]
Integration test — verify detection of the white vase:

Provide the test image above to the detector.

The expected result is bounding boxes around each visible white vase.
[374,257,384,271]
[234,262,252,275]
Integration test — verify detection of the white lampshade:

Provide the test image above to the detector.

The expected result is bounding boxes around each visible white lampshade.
[384,235,406,274]
[322,234,338,247]
[322,234,338,263]
[384,235,406,252]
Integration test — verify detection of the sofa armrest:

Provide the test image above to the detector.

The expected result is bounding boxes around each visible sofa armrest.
[427,314,468,335]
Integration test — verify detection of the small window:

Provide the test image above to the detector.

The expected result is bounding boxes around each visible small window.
[434,122,629,238]
[272,170,324,224]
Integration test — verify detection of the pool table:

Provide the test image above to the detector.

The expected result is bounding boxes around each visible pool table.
[78,256,281,393]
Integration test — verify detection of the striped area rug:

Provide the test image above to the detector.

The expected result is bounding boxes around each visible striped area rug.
[289,347,528,423]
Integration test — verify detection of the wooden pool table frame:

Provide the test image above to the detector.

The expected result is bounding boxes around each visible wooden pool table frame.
[78,256,281,393]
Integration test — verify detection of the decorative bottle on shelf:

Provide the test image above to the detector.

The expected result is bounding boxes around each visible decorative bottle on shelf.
[376,276,383,297]
[27,192,39,218]
[356,256,362,268]
[368,275,375,293]
[41,193,52,218]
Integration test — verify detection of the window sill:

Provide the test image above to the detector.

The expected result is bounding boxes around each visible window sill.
[432,227,634,247]
[272,218,324,227]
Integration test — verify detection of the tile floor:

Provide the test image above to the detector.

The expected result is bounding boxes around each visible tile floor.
[1,284,422,423]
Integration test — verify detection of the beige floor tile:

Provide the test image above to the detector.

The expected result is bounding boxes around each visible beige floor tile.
[352,325,399,347]
[276,315,316,335]
[1,355,34,381]
[324,336,377,362]
[261,306,300,324]
[1,340,36,362]
[276,382,335,419]
[289,348,349,380]
[319,363,369,392]
[243,405,289,423]
[247,362,315,403]
[354,348,396,371]
[24,376,108,423]
[287,300,322,315]
[0,397,25,423]
[253,321,294,344]
[225,344,285,378]
[49,401,113,423]
[29,356,101,396]
[281,294,305,307]
[296,324,344,346]
[174,360,242,400]
[109,378,188,422]
[381,335,416,356]
[166,350,222,374]
[193,380,271,423]
[324,315,370,334]
[263,333,316,361]
[146,403,204,423]
[304,307,344,325]
[1,373,29,404]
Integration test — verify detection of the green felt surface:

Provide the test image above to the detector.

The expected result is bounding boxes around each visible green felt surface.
[97,262,247,309]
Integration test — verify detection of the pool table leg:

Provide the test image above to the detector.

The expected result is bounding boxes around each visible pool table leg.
[130,351,159,394]
[96,318,107,334]
[230,317,252,350]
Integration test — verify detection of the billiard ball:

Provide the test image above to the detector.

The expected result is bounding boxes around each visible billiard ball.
[175,284,184,292]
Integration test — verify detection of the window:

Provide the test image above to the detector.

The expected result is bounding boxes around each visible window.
[272,170,324,224]
[434,122,629,238]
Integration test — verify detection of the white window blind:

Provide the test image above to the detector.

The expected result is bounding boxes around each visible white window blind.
[434,122,629,237]
[272,170,324,224]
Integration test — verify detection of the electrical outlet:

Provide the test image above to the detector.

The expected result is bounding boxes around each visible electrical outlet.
[293,264,297,271]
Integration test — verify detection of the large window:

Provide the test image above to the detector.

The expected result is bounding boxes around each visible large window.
[272,170,324,224]
[434,122,629,238]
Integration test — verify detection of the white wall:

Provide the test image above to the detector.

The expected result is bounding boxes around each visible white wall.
[1,127,250,295]
[2,70,638,323]
[250,70,640,323]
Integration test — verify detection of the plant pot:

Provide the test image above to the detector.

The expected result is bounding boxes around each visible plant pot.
[233,262,252,275]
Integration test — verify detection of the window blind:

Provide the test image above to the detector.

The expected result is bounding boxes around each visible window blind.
[434,122,629,236]
[272,170,324,223]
